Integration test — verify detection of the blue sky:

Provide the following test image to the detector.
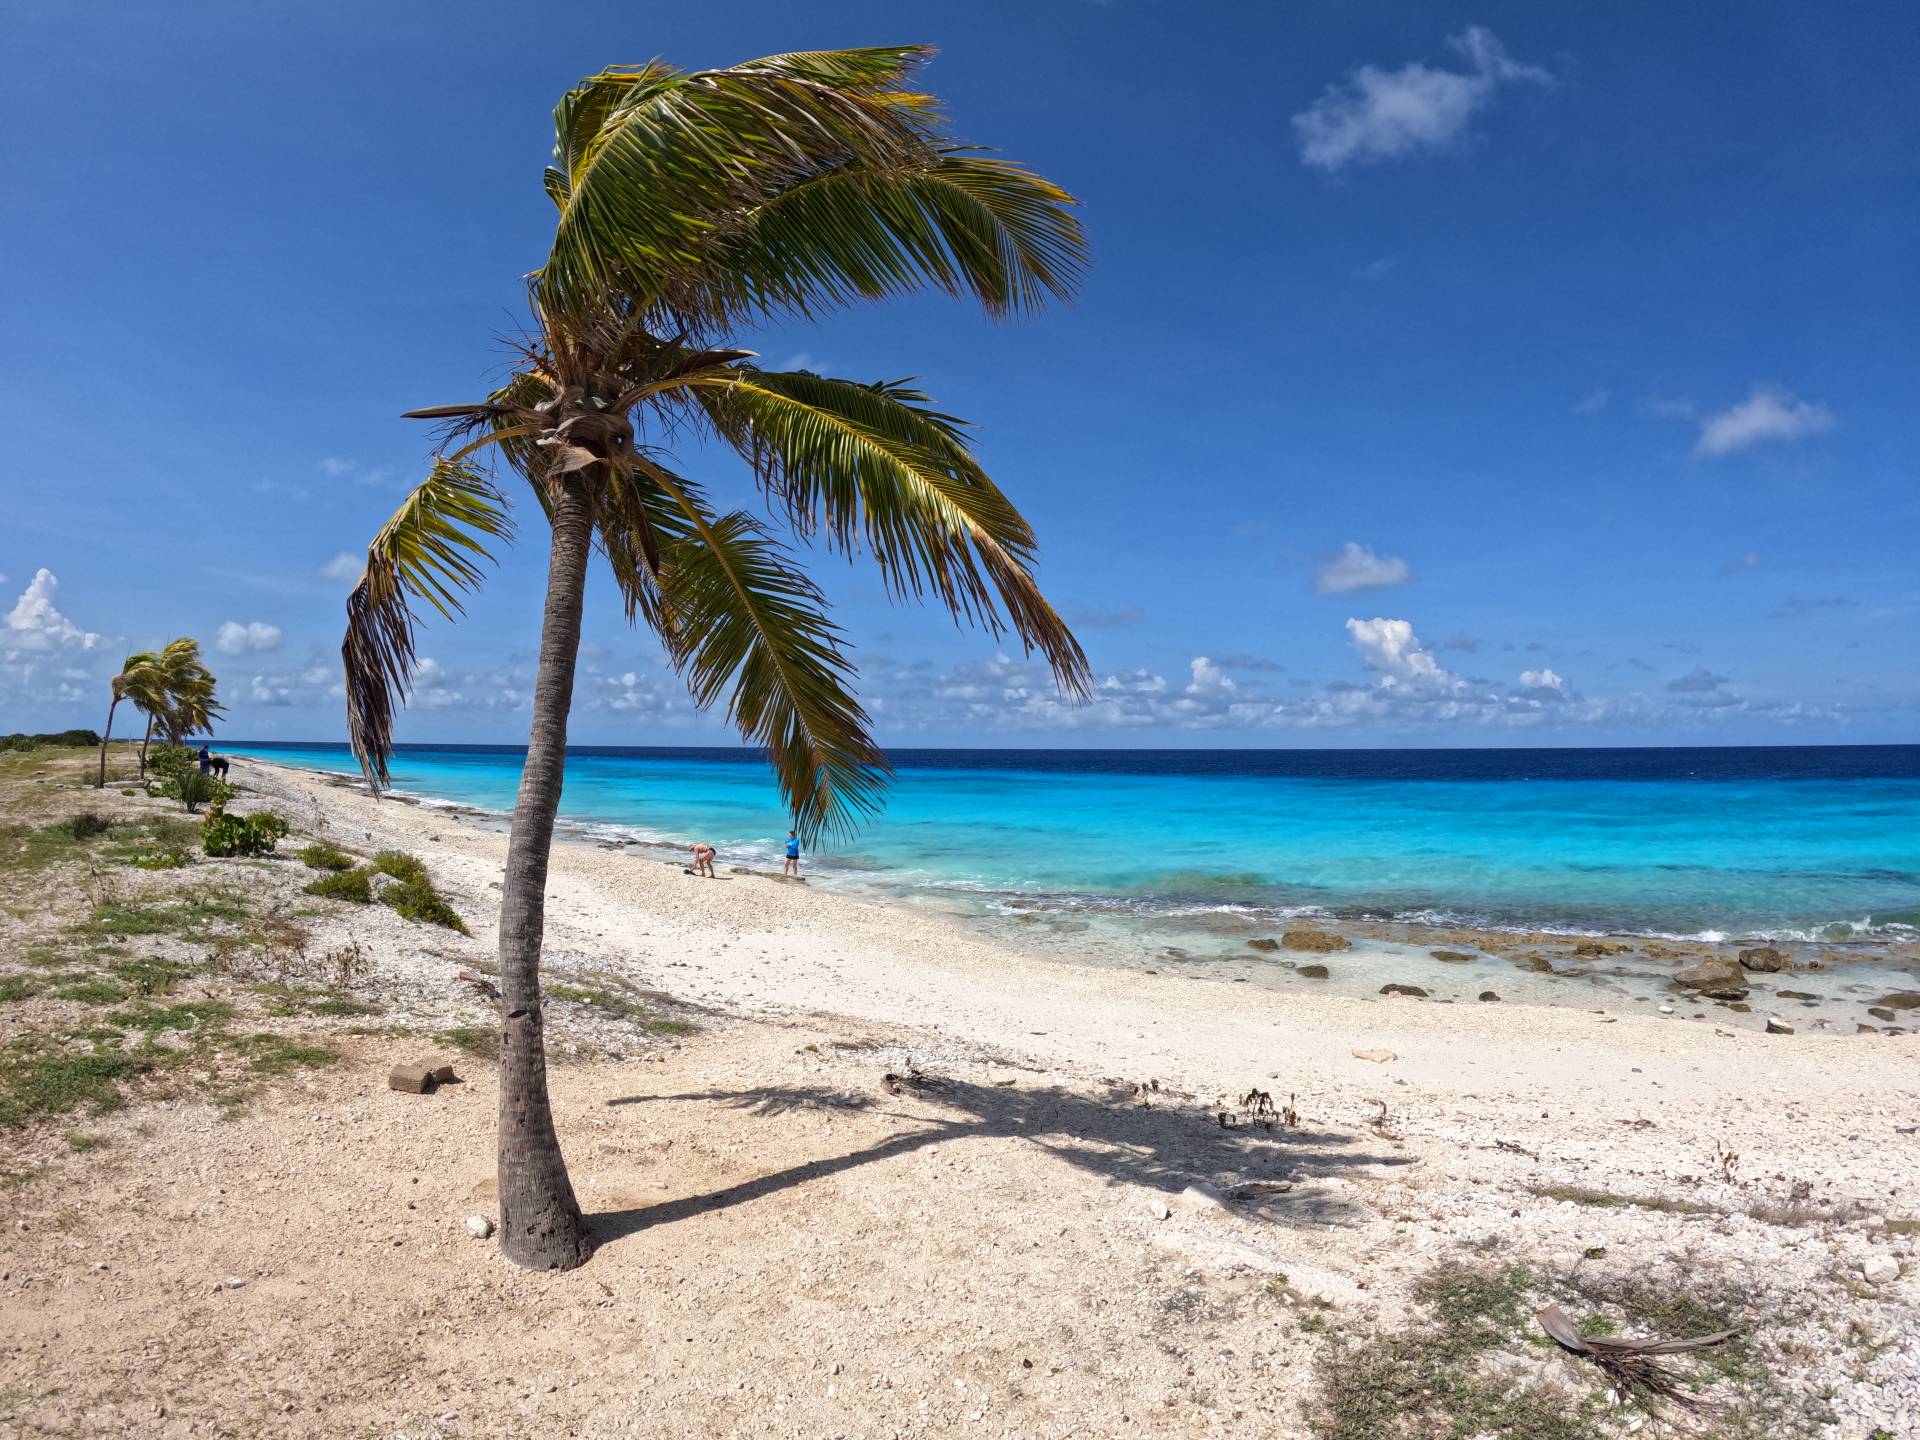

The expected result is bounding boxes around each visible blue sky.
[3,1,1914,747]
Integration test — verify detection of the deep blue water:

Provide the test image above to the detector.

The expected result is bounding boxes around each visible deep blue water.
[224,743,1920,942]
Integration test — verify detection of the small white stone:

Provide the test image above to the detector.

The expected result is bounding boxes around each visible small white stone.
[1863,1255,1898,1285]
[465,1214,496,1240]
[1148,1197,1171,1221]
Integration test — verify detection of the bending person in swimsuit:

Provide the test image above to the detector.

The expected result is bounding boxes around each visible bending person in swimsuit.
[687,842,717,878]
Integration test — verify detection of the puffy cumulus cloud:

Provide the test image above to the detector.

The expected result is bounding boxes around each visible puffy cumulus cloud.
[1315,542,1410,596]
[1695,386,1835,458]
[1519,667,1565,692]
[1293,27,1551,172]
[4,569,101,656]
[322,552,362,582]
[1345,617,1460,691]
[1666,667,1729,694]
[215,620,282,655]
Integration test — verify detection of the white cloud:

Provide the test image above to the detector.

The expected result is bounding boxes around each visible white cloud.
[1519,667,1565,691]
[1293,27,1551,172]
[1345,616,1461,692]
[1315,542,1411,595]
[322,552,362,583]
[3,569,101,655]
[1695,386,1835,458]
[1573,389,1611,415]
[215,620,283,655]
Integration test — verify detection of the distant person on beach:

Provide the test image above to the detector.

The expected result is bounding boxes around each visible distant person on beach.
[197,745,211,774]
[783,829,801,878]
[686,842,716,878]
[209,753,229,778]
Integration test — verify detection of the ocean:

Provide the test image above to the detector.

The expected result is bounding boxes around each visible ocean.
[225,742,1920,946]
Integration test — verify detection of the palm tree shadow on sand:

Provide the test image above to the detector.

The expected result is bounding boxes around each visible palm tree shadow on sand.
[589,1072,1411,1247]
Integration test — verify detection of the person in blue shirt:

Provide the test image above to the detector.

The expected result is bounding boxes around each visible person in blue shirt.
[783,829,801,878]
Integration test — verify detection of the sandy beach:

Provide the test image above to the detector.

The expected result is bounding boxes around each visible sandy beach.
[3,750,1917,1438]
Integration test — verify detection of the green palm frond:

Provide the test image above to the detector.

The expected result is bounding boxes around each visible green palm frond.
[636,456,887,839]
[687,368,1090,695]
[714,152,1086,319]
[343,460,514,786]
[538,47,979,320]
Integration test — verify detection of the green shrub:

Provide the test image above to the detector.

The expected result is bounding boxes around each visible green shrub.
[382,877,467,933]
[1,729,98,750]
[67,813,113,841]
[299,841,356,872]
[370,850,429,884]
[304,868,372,904]
[130,844,192,870]
[146,743,194,780]
[201,807,289,858]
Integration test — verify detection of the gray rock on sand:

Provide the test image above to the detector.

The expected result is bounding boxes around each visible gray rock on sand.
[1765,1017,1795,1036]
[1862,1255,1898,1285]
[1283,929,1351,953]
[1673,955,1748,999]
[1738,946,1788,973]
[1297,963,1331,980]
[1379,983,1429,999]
[465,1214,496,1239]
[1478,991,1501,1002]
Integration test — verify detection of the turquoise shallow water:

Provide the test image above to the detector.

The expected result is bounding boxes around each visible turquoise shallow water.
[225,743,1920,944]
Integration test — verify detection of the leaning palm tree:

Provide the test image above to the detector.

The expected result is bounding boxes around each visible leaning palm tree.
[136,638,223,775]
[99,650,168,787]
[342,46,1090,1271]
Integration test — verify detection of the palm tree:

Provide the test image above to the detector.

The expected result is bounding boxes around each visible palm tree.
[136,638,223,775]
[99,651,168,787]
[341,46,1089,1271]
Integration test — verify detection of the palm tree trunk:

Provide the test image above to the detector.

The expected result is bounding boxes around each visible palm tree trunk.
[96,695,118,789]
[495,476,596,1270]
[139,715,154,778]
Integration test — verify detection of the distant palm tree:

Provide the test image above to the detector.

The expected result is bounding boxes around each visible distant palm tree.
[100,638,225,786]
[99,651,167,787]
[140,638,223,774]
[340,46,1089,1270]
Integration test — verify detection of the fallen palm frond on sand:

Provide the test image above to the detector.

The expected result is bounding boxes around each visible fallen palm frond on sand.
[1537,1302,1740,1410]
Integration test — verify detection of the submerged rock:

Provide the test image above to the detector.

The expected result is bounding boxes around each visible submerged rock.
[1739,946,1788,973]
[1282,929,1351,953]
[1246,938,1280,952]
[1379,983,1429,999]
[1477,990,1501,1002]
[1430,950,1475,963]
[1868,1006,1897,1021]
[1297,964,1331,980]
[1875,992,1920,1011]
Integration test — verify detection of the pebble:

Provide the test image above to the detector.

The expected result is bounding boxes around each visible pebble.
[465,1215,496,1240]
[1862,1255,1898,1285]
[1766,1017,1795,1035]
[1147,1198,1171,1221]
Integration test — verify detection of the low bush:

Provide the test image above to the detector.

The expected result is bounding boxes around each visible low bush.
[299,841,356,872]
[130,844,192,870]
[2,729,100,750]
[201,807,289,858]
[382,877,467,932]
[304,868,372,904]
[67,813,113,841]
[370,850,429,884]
